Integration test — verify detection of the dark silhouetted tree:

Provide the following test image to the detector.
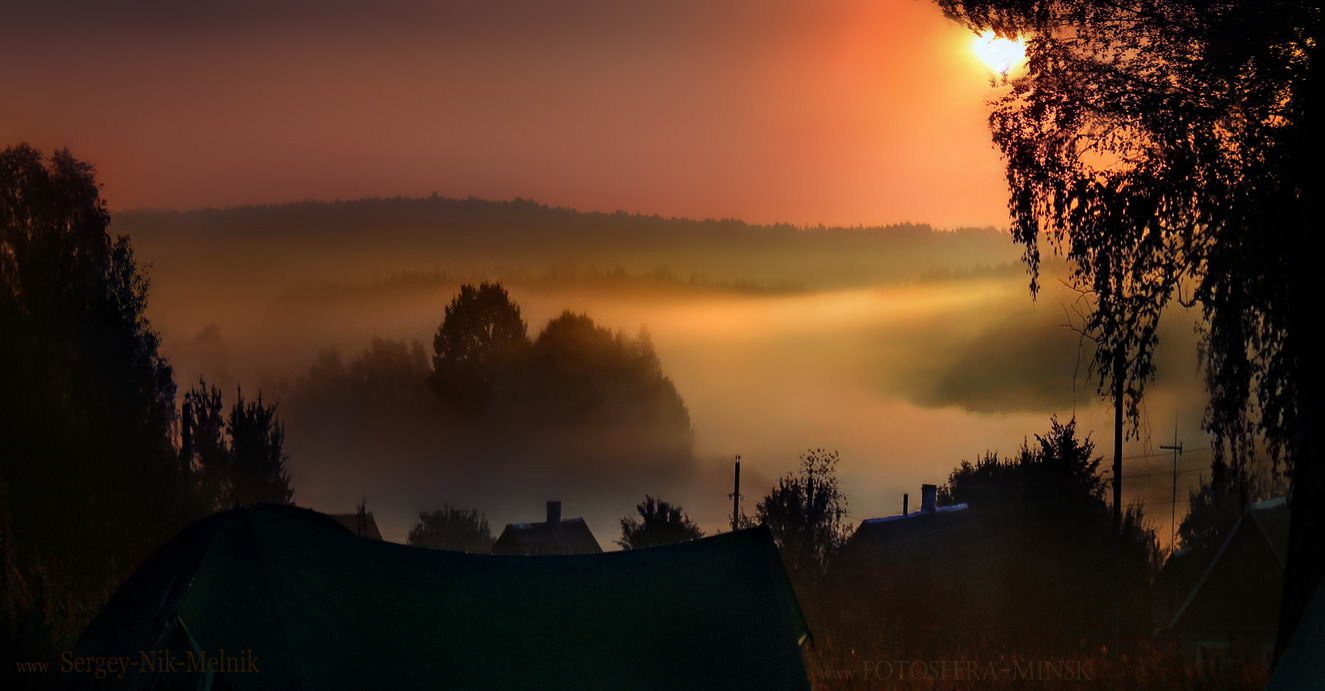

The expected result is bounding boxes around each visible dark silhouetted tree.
[1,144,200,663]
[181,380,229,509]
[935,0,1322,651]
[524,312,691,434]
[180,382,294,509]
[408,506,495,553]
[423,289,693,467]
[226,389,294,507]
[940,417,1158,649]
[428,282,529,414]
[617,496,704,550]
[756,449,850,583]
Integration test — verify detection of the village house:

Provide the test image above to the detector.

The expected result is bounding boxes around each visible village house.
[491,500,603,555]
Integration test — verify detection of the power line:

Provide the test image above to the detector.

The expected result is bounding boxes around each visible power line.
[1120,447,1212,464]
[1103,464,1207,479]
[1132,497,1192,507]
[1116,467,1207,481]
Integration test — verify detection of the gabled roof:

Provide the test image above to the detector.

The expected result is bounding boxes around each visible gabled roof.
[842,502,985,574]
[492,517,602,555]
[1166,497,1290,633]
[327,511,384,540]
[72,506,810,690]
[858,503,970,527]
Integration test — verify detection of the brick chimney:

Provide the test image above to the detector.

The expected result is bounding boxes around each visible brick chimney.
[921,484,937,513]
[546,500,562,528]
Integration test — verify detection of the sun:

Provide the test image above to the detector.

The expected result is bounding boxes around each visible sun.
[971,31,1026,75]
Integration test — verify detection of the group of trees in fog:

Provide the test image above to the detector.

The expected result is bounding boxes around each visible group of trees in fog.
[300,338,432,407]
[428,282,692,437]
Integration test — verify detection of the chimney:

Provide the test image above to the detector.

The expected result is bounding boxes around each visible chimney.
[902,493,909,516]
[546,500,562,528]
[921,484,937,513]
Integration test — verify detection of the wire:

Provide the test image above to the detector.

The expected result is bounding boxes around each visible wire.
[1117,467,1208,481]
[1103,463,1209,478]
[1120,447,1213,464]
[1131,498,1192,507]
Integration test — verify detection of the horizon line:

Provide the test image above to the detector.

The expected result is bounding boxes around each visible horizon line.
[110,192,1009,235]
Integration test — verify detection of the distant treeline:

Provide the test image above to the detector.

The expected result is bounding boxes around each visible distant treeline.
[116,195,1018,291]
[298,266,808,300]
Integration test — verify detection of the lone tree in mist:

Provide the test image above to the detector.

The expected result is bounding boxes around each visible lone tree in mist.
[1,144,200,661]
[408,506,495,553]
[181,380,294,508]
[757,449,850,583]
[428,282,529,414]
[935,0,1322,652]
[617,496,704,550]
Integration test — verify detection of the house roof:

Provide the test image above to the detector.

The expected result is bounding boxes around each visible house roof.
[71,506,809,690]
[1166,497,1290,634]
[492,517,602,555]
[327,511,384,540]
[842,502,985,574]
[859,503,970,527]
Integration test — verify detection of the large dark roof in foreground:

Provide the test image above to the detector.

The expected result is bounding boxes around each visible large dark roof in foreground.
[72,505,809,690]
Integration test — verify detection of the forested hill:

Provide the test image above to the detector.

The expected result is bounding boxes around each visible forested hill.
[114,196,1018,290]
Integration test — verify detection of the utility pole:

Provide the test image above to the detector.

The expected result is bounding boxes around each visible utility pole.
[729,455,742,531]
[1161,426,1184,553]
[1113,351,1124,537]
[1112,349,1124,655]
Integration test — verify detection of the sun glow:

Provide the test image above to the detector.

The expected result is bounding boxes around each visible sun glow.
[971,31,1026,75]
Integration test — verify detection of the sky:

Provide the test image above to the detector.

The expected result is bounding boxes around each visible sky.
[2,0,1009,228]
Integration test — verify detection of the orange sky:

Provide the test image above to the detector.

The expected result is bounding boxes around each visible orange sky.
[2,0,1009,228]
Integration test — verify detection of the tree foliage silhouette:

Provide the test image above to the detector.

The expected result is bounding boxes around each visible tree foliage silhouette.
[181,380,293,509]
[425,284,692,447]
[1177,457,1258,568]
[524,312,691,432]
[408,506,495,553]
[940,418,1158,649]
[756,449,850,583]
[428,282,529,414]
[181,380,229,508]
[0,144,200,664]
[226,389,294,507]
[934,0,1322,650]
[617,496,704,550]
